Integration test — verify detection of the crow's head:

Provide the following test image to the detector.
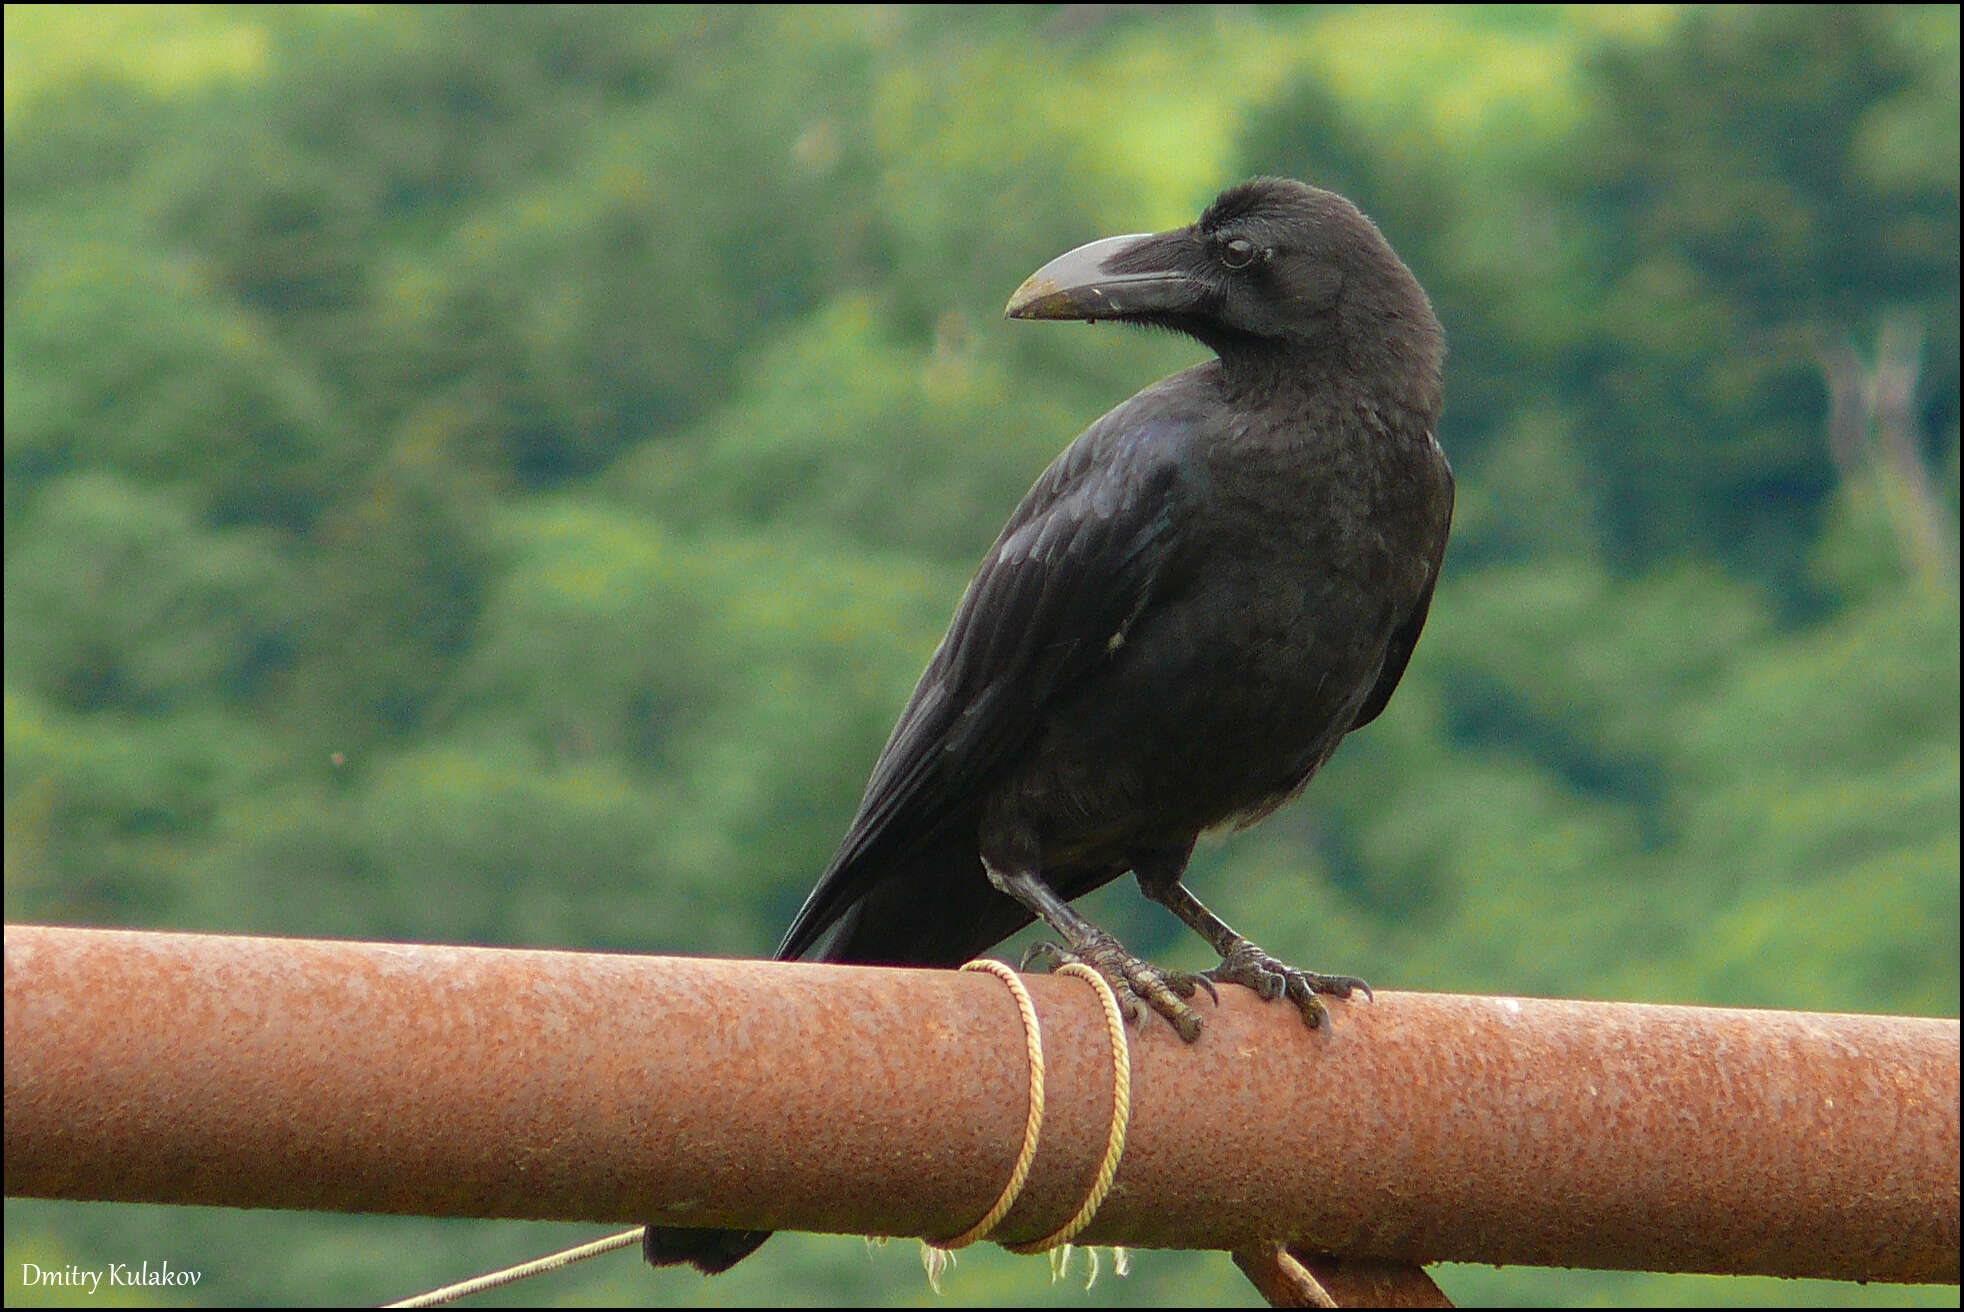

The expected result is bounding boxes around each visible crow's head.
[1007,177,1440,391]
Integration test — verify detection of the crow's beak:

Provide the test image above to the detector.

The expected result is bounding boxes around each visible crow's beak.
[1005,230,1201,321]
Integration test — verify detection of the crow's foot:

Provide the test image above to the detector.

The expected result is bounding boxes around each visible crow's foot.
[1204,938,1371,1030]
[1022,934,1216,1042]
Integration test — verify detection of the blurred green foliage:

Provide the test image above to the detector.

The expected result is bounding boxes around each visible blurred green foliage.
[3,5,1957,1307]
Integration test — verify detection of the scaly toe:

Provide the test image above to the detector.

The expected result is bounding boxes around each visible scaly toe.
[1084,941,1209,1042]
[1206,943,1371,1032]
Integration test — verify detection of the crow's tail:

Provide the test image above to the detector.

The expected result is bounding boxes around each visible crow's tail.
[641,1225,772,1274]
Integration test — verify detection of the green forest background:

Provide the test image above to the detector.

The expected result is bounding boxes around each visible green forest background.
[3,5,1957,1307]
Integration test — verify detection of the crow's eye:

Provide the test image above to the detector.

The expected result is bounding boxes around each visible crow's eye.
[1221,237,1258,269]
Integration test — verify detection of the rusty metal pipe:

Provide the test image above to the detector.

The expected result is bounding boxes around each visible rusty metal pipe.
[5,924,1957,1284]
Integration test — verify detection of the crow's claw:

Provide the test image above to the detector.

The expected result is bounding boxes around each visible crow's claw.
[1204,939,1370,1031]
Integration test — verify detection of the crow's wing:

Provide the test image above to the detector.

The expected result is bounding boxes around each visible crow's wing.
[777,410,1196,960]
[1348,465,1452,732]
[1347,570,1436,733]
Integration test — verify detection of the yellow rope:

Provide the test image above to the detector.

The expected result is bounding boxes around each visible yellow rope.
[930,958,1133,1258]
[1002,961,1131,1254]
[929,959,1049,1250]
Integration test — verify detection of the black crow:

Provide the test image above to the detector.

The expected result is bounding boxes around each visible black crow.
[645,176,1452,1274]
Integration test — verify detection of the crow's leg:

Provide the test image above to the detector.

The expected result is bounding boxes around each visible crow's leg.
[980,855,1212,1042]
[1134,854,1370,1031]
